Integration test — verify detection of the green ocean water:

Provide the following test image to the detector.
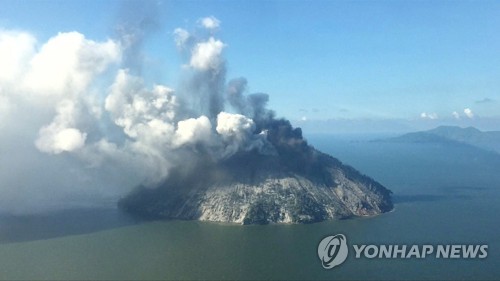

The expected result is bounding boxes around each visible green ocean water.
[1,136,499,280]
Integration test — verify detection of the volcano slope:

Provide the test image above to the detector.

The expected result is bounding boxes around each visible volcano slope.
[119,118,393,224]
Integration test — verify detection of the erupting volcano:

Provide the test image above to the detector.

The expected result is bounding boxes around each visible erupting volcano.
[119,113,393,224]
[0,14,392,221]
[113,17,393,224]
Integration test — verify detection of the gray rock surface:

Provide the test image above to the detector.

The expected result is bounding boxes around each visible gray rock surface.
[119,147,393,224]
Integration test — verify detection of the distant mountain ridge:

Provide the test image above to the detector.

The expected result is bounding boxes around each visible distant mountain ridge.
[385,126,500,154]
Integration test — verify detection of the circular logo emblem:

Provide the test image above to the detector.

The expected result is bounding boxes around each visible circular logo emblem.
[317,234,348,269]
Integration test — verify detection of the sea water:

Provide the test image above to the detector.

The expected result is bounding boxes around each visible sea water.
[0,135,499,280]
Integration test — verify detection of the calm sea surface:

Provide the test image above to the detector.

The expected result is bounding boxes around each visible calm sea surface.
[1,135,499,280]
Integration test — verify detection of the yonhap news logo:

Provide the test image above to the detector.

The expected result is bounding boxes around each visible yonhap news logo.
[318,234,488,269]
[317,234,349,269]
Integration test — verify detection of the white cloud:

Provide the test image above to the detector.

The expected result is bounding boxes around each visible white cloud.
[190,37,225,71]
[464,108,474,119]
[24,32,122,154]
[0,30,37,122]
[0,31,121,115]
[0,29,130,213]
[35,100,87,154]
[199,16,221,30]
[0,30,122,147]
[0,30,36,83]
[452,111,460,119]
[36,127,87,154]
[173,28,190,48]
[420,112,438,120]
[23,32,121,97]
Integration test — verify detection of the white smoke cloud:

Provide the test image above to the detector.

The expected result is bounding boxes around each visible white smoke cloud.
[216,112,275,157]
[0,16,277,214]
[464,108,474,119]
[174,116,212,147]
[27,32,121,154]
[190,37,225,71]
[96,69,189,184]
[38,127,86,153]
[0,31,36,123]
[0,30,121,153]
[0,95,10,123]
[0,29,125,213]
[0,30,36,83]
[35,100,87,154]
[217,112,255,141]
[23,32,121,97]
[199,16,221,30]
[105,69,177,139]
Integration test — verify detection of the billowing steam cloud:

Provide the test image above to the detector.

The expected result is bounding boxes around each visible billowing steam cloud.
[0,16,284,214]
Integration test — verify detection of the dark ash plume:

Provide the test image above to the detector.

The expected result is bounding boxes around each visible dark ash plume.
[226,78,275,122]
[114,0,162,74]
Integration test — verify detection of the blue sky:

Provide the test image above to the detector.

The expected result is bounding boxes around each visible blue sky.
[1,0,499,133]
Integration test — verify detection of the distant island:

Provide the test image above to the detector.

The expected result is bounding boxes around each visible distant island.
[382,126,500,154]
[119,119,393,225]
